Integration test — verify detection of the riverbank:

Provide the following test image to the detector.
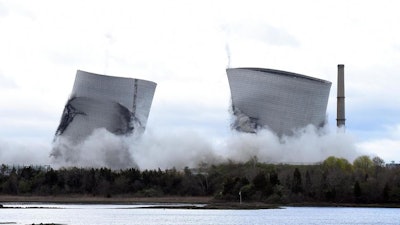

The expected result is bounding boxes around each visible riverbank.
[286,202,400,208]
[0,195,279,209]
[1,195,399,209]
[0,195,213,204]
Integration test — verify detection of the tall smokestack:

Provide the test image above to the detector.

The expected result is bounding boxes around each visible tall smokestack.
[337,64,345,128]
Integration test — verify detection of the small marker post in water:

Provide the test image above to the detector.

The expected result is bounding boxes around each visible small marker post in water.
[239,191,242,204]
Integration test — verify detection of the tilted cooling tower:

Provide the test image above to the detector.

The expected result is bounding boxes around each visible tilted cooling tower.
[54,70,157,142]
[227,68,331,136]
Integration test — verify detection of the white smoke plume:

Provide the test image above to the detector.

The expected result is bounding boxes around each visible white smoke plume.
[222,125,359,164]
[51,128,135,170]
[50,128,223,170]
[48,123,361,170]
[225,43,231,69]
[134,125,360,169]
[0,124,362,170]
[130,130,223,170]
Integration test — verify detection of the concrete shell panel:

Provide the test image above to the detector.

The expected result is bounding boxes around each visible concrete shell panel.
[55,70,157,142]
[227,68,331,135]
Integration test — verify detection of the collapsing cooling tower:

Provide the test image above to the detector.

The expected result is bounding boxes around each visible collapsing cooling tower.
[227,68,331,136]
[54,70,157,142]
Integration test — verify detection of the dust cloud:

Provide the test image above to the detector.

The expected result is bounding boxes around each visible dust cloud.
[48,124,361,170]
[50,128,134,170]
[221,125,359,164]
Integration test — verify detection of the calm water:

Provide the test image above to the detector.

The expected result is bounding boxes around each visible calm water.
[0,203,399,225]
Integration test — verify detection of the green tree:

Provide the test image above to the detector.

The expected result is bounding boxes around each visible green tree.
[372,156,385,178]
[305,170,314,198]
[222,177,237,196]
[353,155,374,173]
[292,168,303,194]
[382,182,390,202]
[321,156,354,202]
[252,172,267,191]
[354,181,362,202]
[2,168,18,194]
[372,156,385,167]
[323,156,353,172]
[269,171,280,186]
[0,164,9,176]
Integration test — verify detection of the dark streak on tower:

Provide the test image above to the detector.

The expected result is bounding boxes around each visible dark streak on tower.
[132,78,138,117]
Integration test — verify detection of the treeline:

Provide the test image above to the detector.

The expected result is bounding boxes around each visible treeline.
[0,155,400,204]
[215,156,400,204]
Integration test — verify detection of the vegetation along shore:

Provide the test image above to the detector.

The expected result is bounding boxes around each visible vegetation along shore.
[1,155,400,208]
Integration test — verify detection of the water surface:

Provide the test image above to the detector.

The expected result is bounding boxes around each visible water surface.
[0,203,398,225]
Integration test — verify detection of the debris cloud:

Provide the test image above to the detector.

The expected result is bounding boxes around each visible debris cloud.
[3,126,361,170]
[51,124,361,170]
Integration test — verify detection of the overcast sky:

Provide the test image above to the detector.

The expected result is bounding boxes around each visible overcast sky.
[1,0,400,165]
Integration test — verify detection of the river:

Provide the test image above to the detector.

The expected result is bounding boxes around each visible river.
[0,203,398,225]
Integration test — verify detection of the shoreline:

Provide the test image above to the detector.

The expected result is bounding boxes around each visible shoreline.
[0,195,213,204]
[1,195,399,209]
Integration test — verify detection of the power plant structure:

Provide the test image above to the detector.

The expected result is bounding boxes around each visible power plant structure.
[226,67,332,136]
[54,70,157,143]
[337,64,346,128]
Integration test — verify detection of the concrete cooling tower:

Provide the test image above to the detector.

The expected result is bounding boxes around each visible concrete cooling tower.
[54,70,157,143]
[227,68,331,136]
